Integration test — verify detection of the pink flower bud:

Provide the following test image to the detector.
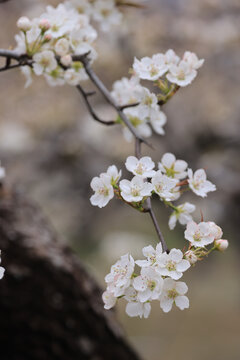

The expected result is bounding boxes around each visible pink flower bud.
[184,250,198,264]
[17,16,32,32]
[215,239,229,252]
[44,34,52,42]
[39,19,51,31]
[60,55,72,67]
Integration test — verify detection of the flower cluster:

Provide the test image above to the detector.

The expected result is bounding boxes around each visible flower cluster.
[102,220,228,318]
[90,153,216,230]
[133,49,204,86]
[111,49,203,141]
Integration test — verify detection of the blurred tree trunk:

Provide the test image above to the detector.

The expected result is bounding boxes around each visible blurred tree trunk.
[0,186,141,360]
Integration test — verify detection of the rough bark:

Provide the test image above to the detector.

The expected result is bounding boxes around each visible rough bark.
[0,185,141,360]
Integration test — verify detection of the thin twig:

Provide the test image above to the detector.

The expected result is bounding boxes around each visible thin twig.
[76,85,116,126]
[79,55,152,148]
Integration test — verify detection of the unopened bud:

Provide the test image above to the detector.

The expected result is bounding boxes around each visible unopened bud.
[39,19,51,31]
[44,34,52,42]
[184,250,198,264]
[60,55,72,67]
[17,16,32,32]
[215,239,229,252]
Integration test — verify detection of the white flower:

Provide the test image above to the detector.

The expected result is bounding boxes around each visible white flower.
[158,153,188,180]
[33,50,57,76]
[60,54,72,67]
[90,174,114,208]
[65,0,93,16]
[160,278,189,313]
[184,250,198,264]
[207,221,223,240]
[184,221,215,247]
[135,243,163,268]
[92,0,122,32]
[133,54,168,81]
[70,24,97,47]
[166,60,197,87]
[151,170,178,201]
[0,163,5,181]
[105,254,135,297]
[123,106,152,141]
[102,290,116,310]
[164,49,180,68]
[168,202,196,230]
[133,267,163,302]
[188,169,216,197]
[124,286,151,318]
[64,67,88,85]
[156,249,190,280]
[111,76,143,106]
[55,38,70,56]
[183,51,204,70]
[17,16,32,31]
[44,67,65,87]
[119,176,153,202]
[106,165,122,185]
[215,239,229,252]
[39,18,51,31]
[125,156,156,178]
[149,108,167,135]
[26,23,42,44]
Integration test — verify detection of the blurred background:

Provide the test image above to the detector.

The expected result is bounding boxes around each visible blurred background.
[0,0,240,359]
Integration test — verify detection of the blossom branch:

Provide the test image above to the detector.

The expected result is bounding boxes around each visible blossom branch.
[79,55,152,148]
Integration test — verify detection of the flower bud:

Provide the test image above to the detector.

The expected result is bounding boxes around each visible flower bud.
[39,19,51,31]
[17,16,32,32]
[214,239,229,252]
[60,55,72,67]
[44,34,52,42]
[184,250,198,264]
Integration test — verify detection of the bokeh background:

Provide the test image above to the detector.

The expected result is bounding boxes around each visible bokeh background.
[0,0,240,359]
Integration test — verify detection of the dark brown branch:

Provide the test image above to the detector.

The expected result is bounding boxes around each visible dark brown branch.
[76,85,116,126]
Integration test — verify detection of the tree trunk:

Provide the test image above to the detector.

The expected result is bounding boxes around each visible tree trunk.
[0,185,141,360]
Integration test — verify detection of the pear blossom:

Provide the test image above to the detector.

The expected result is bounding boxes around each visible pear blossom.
[64,67,88,85]
[151,171,178,201]
[124,286,151,318]
[158,153,188,180]
[168,202,196,230]
[65,0,93,16]
[92,0,122,32]
[90,174,114,208]
[60,54,72,67]
[17,16,32,31]
[123,106,152,141]
[111,76,143,106]
[164,49,180,68]
[133,267,164,302]
[133,54,168,81]
[184,221,215,247]
[135,243,163,268]
[156,249,190,280]
[149,108,167,135]
[207,221,223,240]
[166,61,197,87]
[215,239,229,252]
[105,254,135,297]
[119,176,153,202]
[55,38,70,56]
[184,250,198,265]
[106,165,122,185]
[125,156,156,178]
[39,18,51,31]
[183,51,204,70]
[33,50,58,76]
[102,290,117,310]
[188,169,216,197]
[160,278,189,313]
